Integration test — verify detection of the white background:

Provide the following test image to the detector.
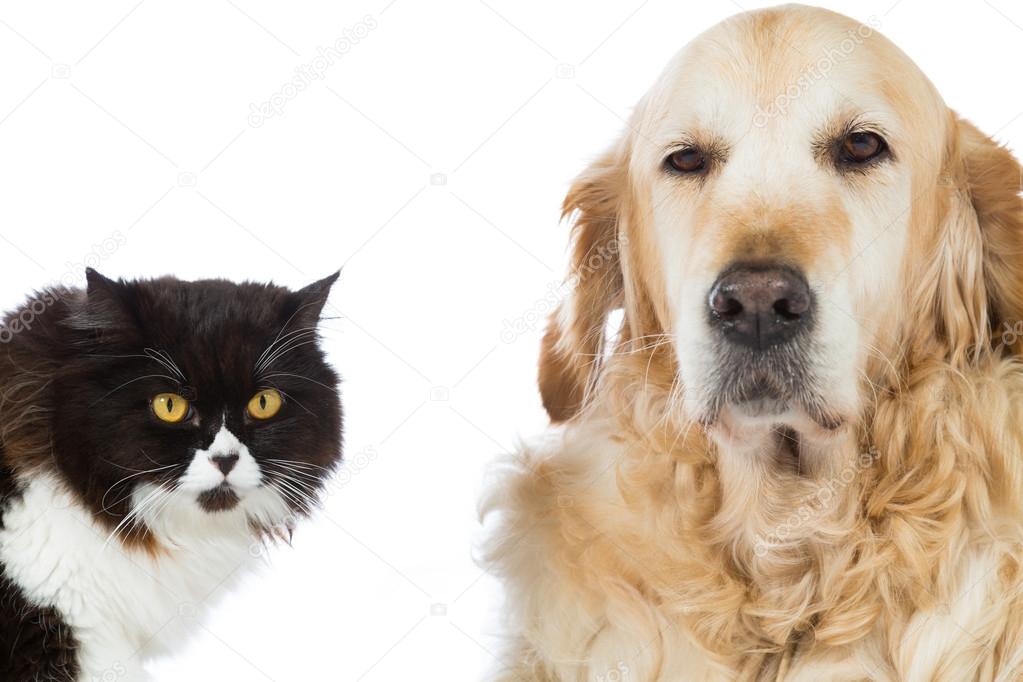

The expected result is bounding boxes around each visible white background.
[0,1,1020,680]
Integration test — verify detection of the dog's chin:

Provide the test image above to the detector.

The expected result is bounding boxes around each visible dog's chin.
[696,382,847,440]
[730,395,791,420]
[719,400,826,435]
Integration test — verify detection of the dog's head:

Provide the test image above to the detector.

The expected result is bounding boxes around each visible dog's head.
[540,6,1022,452]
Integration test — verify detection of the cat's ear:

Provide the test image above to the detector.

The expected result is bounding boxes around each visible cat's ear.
[69,268,140,341]
[288,271,340,329]
[84,268,137,326]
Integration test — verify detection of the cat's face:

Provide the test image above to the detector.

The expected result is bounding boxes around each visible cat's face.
[52,269,343,545]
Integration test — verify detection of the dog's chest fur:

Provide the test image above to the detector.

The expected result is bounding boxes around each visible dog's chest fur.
[0,475,257,680]
[487,412,1023,681]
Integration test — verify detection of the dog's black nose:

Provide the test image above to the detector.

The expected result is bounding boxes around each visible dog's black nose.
[707,265,812,349]
[211,454,239,475]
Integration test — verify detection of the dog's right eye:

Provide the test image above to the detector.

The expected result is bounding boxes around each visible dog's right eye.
[838,131,888,166]
[665,147,707,174]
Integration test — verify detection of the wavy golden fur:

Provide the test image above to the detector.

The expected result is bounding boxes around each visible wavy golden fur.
[483,5,1023,681]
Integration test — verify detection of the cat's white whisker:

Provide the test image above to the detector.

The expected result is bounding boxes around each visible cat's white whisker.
[92,374,180,405]
[84,350,188,383]
[255,338,320,375]
[136,484,180,540]
[260,372,340,395]
[267,482,304,511]
[264,458,335,473]
[102,484,167,550]
[100,461,182,512]
[145,347,186,381]
[253,327,319,373]
[261,299,324,360]
[262,463,324,485]
[271,475,314,501]
[264,387,315,417]
[270,474,322,501]
[98,458,168,474]
[269,478,318,513]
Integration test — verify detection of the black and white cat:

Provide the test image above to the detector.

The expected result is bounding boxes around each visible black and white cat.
[0,269,343,680]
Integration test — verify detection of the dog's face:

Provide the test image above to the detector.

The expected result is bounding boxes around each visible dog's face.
[540,6,1022,455]
[636,9,947,442]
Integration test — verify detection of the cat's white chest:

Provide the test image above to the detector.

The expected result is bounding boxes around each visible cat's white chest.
[0,475,263,681]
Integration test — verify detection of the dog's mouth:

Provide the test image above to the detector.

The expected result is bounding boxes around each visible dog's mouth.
[704,351,845,432]
[197,483,241,512]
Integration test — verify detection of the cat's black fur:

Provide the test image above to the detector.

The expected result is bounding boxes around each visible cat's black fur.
[0,573,79,680]
[0,269,343,678]
[0,456,80,681]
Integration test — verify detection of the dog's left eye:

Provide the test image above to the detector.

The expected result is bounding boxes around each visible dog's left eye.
[665,147,707,173]
[840,131,887,164]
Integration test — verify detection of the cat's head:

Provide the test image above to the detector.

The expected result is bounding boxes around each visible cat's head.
[53,269,343,546]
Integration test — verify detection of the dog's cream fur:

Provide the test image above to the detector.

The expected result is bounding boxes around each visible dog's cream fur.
[482,5,1023,680]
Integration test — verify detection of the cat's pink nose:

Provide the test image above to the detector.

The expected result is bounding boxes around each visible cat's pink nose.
[211,454,239,475]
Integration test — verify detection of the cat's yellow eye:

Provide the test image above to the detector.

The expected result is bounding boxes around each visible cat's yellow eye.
[248,389,283,420]
[152,393,190,423]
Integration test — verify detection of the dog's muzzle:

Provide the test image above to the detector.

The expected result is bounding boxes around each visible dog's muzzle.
[702,261,831,425]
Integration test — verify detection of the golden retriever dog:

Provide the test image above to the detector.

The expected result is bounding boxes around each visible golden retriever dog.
[482,4,1023,680]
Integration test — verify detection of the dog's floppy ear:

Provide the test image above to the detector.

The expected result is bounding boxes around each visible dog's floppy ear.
[961,120,1023,352]
[920,114,1023,363]
[538,144,628,422]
